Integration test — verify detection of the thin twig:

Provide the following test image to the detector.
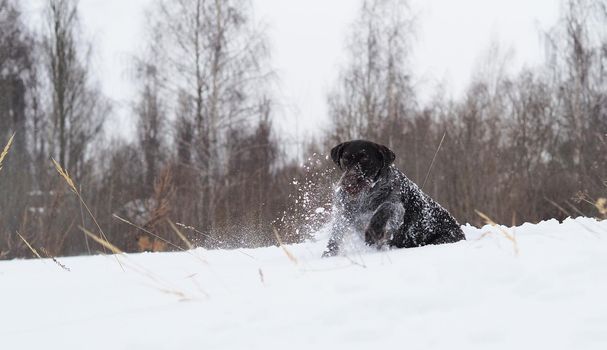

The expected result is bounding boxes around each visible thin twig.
[79,184,91,255]
[272,226,298,265]
[421,131,446,190]
[544,196,570,216]
[113,214,186,252]
[344,254,367,268]
[475,210,519,255]
[565,200,586,217]
[167,218,194,250]
[81,226,200,299]
[112,214,206,264]
[81,226,124,254]
[545,198,603,236]
[16,231,42,259]
[0,132,15,172]
[176,222,258,261]
[40,247,71,271]
[52,158,123,270]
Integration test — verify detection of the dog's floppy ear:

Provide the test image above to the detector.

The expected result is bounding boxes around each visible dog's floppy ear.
[378,144,396,168]
[330,142,348,169]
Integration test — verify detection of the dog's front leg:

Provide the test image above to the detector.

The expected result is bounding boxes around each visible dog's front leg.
[322,236,342,258]
[322,220,346,257]
[365,202,399,246]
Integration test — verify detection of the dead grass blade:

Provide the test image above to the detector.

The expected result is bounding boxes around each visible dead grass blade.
[342,253,368,268]
[544,196,571,216]
[545,197,603,236]
[155,288,189,300]
[51,158,76,193]
[52,158,123,269]
[596,198,607,218]
[421,130,446,190]
[272,226,298,265]
[475,210,519,255]
[15,232,70,271]
[112,214,206,264]
[0,133,15,172]
[16,231,42,259]
[81,226,124,255]
[40,247,71,272]
[176,222,258,261]
[167,218,194,250]
[82,226,201,300]
[565,200,586,217]
[114,214,184,252]
[340,235,368,268]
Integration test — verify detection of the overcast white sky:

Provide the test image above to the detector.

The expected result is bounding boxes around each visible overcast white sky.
[22,0,561,145]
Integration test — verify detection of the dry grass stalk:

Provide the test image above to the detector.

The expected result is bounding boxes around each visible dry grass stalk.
[148,169,173,231]
[544,196,571,217]
[344,254,368,268]
[475,210,519,255]
[114,214,181,252]
[572,192,607,220]
[113,214,206,264]
[546,196,605,235]
[122,168,175,253]
[155,288,189,300]
[81,226,124,254]
[51,158,77,193]
[548,202,603,236]
[565,200,586,217]
[16,231,42,259]
[340,237,368,268]
[573,190,600,208]
[81,226,198,299]
[0,133,15,172]
[40,247,71,272]
[421,130,446,190]
[167,219,194,250]
[272,226,298,265]
[596,198,607,218]
[51,158,123,269]
[184,274,210,298]
[15,232,70,272]
[176,222,258,261]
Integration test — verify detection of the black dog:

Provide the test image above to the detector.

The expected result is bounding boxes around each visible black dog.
[323,140,465,257]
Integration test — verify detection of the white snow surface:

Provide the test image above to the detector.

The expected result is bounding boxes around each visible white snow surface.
[2,217,607,349]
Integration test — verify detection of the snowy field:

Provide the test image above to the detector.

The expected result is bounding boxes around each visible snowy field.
[2,217,607,350]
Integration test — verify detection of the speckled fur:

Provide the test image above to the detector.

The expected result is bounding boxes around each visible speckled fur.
[324,155,465,257]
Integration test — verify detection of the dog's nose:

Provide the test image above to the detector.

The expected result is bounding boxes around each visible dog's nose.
[342,170,362,183]
[341,169,366,191]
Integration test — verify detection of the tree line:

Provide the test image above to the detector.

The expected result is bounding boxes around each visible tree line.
[324,0,607,227]
[0,0,605,259]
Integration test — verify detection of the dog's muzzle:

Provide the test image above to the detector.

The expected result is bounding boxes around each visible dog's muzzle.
[340,170,372,196]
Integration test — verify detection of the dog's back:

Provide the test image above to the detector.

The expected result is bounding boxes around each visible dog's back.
[389,167,465,248]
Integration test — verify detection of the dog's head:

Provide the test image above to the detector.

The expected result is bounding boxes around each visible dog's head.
[331,140,395,196]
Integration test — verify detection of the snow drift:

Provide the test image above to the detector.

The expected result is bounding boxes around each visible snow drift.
[1,217,607,349]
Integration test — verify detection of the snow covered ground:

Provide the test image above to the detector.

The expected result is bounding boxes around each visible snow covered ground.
[2,217,607,349]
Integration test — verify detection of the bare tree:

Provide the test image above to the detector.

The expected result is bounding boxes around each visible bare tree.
[134,61,166,193]
[543,0,607,208]
[328,0,416,147]
[0,0,34,243]
[15,0,112,257]
[42,0,108,180]
[149,0,272,232]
